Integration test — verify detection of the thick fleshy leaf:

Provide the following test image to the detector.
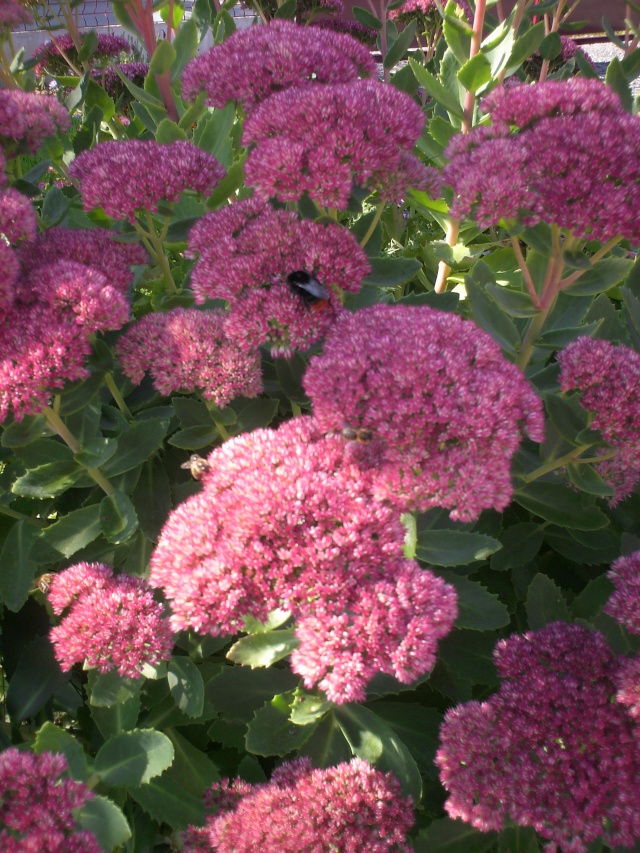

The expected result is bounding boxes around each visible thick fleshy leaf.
[91,696,141,740]
[100,492,139,544]
[206,666,300,723]
[490,523,544,571]
[94,729,174,787]
[6,636,69,724]
[88,670,143,707]
[131,458,172,542]
[164,728,220,796]
[226,630,299,669]
[563,257,633,296]
[416,530,501,567]
[514,482,609,529]
[76,796,131,851]
[101,418,170,477]
[12,461,83,498]
[414,818,499,852]
[168,657,205,718]
[246,692,319,756]
[525,573,571,630]
[128,773,205,829]
[368,701,442,777]
[362,256,422,288]
[38,505,103,558]
[446,576,510,630]
[1,415,46,447]
[0,521,39,611]
[34,721,88,780]
[297,711,352,767]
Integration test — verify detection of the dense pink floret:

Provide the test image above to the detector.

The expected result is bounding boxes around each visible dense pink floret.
[150,416,457,702]
[558,336,640,503]
[33,31,131,75]
[116,307,263,406]
[0,187,38,244]
[49,562,174,678]
[303,304,544,521]
[606,551,640,634]
[69,139,225,222]
[0,89,70,156]
[184,758,414,852]
[436,623,640,852]
[0,748,101,853]
[0,0,32,31]
[181,19,376,112]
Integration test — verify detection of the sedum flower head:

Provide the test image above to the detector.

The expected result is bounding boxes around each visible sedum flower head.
[33,32,131,76]
[187,198,370,354]
[69,139,225,222]
[116,307,263,406]
[150,416,456,702]
[444,78,640,242]
[558,336,640,503]
[606,550,640,635]
[184,758,414,853]
[0,748,101,853]
[0,0,32,32]
[49,562,174,678]
[303,304,544,521]
[181,19,376,112]
[0,187,38,245]
[436,622,640,852]
[242,79,428,208]
[0,90,70,156]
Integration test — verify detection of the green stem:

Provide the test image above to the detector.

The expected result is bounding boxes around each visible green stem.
[0,507,45,527]
[291,401,302,417]
[105,373,133,419]
[521,442,596,484]
[43,407,116,496]
[144,212,177,295]
[558,236,623,290]
[359,204,384,248]
[214,420,230,441]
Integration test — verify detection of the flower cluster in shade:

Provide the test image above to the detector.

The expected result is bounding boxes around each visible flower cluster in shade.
[69,139,225,222]
[0,186,38,308]
[436,622,640,853]
[96,61,150,101]
[183,758,414,853]
[0,748,101,853]
[181,19,376,113]
[390,0,471,24]
[150,416,457,703]
[443,78,640,242]
[187,198,370,355]
[557,336,640,504]
[605,551,640,719]
[309,16,378,47]
[303,304,544,522]
[523,35,595,79]
[116,307,263,406]
[48,562,174,678]
[0,89,70,156]
[0,0,32,33]
[243,78,428,207]
[33,31,131,76]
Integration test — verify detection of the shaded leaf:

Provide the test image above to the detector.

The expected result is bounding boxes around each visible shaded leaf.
[94,729,174,787]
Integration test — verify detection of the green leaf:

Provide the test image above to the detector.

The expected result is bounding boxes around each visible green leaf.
[369,701,442,777]
[76,795,131,852]
[168,657,205,718]
[490,523,543,571]
[77,29,98,62]
[505,21,546,72]
[274,0,297,17]
[39,504,103,558]
[362,256,422,288]
[94,729,174,787]
[172,396,214,427]
[525,573,571,630]
[438,629,499,687]
[227,630,299,668]
[100,492,138,544]
[74,437,117,468]
[446,576,510,630]
[193,103,236,163]
[297,711,352,766]
[1,415,46,447]
[535,320,602,349]
[563,258,633,296]
[289,690,331,726]
[206,666,300,722]
[127,772,205,829]
[155,118,187,143]
[101,418,170,476]
[334,704,422,802]
[465,275,519,353]
[416,530,501,567]
[443,4,472,65]
[458,52,492,94]
[275,355,309,405]
[606,56,633,111]
[12,461,82,498]
[34,721,88,780]
[149,39,177,76]
[409,58,464,118]
[539,31,561,60]
[131,458,172,542]
[414,818,498,852]
[165,728,220,797]
[6,636,69,724]
[170,17,199,81]
[384,20,416,70]
[41,186,70,229]
[514,481,609,529]
[544,391,589,442]
[246,692,319,756]
[231,398,279,435]
[168,424,219,449]
[566,462,615,498]
[88,670,142,707]
[352,5,383,29]
[0,521,39,612]
[91,696,141,739]
[486,283,538,318]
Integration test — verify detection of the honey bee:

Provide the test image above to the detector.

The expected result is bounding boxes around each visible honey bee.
[180,454,211,481]
[34,573,54,595]
[340,426,373,443]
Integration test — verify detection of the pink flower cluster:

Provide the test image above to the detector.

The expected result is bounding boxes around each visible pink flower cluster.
[184,758,414,852]
[116,307,263,406]
[0,0,32,32]
[0,748,101,853]
[390,0,471,23]
[0,186,37,310]
[187,198,370,354]
[69,139,225,222]
[309,17,377,46]
[243,79,428,207]
[444,78,640,242]
[150,417,457,702]
[33,32,131,76]
[436,622,640,852]
[0,89,70,156]
[605,552,640,718]
[49,562,174,678]
[181,19,375,113]
[558,336,640,503]
[303,304,544,521]
[97,61,150,99]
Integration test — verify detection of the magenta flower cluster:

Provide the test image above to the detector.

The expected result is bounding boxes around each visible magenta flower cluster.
[436,622,640,852]
[243,78,428,207]
[33,32,131,75]
[303,304,544,521]
[181,19,376,112]
[0,0,32,32]
[0,89,70,156]
[116,307,263,406]
[184,758,414,852]
[606,551,640,718]
[0,748,101,853]
[187,198,370,354]
[558,336,640,503]
[69,139,225,222]
[48,562,174,678]
[150,416,457,703]
[444,78,640,242]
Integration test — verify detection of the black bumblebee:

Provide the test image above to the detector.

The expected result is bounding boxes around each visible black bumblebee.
[286,270,331,312]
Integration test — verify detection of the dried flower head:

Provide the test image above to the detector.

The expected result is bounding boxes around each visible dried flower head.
[558,336,640,504]
[242,79,428,207]
[184,758,414,853]
[49,562,174,678]
[0,89,70,156]
[436,622,640,852]
[0,748,101,853]
[181,19,376,112]
[303,304,544,521]
[69,139,225,222]
[116,307,263,406]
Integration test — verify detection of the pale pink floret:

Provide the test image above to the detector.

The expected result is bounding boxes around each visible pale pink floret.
[303,304,544,521]
[183,758,414,853]
[181,19,376,112]
[0,748,101,853]
[69,139,225,222]
[436,623,640,852]
[558,336,640,504]
[49,562,174,678]
[116,307,263,406]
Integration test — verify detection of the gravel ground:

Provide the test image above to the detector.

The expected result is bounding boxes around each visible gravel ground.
[581,41,640,94]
